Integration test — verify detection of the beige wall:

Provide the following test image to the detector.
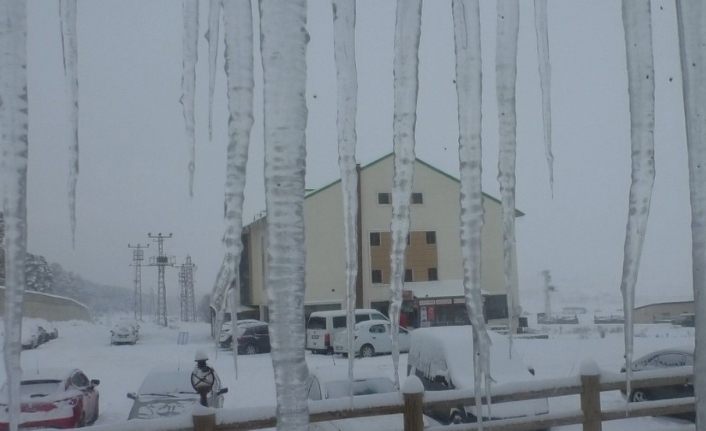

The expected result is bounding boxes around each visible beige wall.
[243,155,519,315]
[633,302,694,324]
[0,287,91,321]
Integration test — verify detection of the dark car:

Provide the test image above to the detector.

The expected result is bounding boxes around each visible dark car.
[220,321,270,355]
[622,347,693,403]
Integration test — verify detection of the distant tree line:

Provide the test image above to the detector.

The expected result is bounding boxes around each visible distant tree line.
[0,212,132,314]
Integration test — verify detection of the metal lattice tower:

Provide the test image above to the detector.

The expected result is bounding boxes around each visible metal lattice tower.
[177,255,197,322]
[128,243,149,321]
[147,233,174,326]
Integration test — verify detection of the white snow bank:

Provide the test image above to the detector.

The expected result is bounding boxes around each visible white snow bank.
[401,375,423,394]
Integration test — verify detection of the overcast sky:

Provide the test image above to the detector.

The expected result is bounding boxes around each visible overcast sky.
[22,0,691,311]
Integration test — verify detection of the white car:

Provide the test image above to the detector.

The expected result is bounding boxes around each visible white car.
[332,320,410,357]
[110,322,138,345]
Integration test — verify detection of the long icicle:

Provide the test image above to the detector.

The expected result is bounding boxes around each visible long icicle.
[452,0,493,426]
[533,0,553,196]
[181,0,199,197]
[206,0,222,141]
[496,0,520,357]
[389,0,422,391]
[259,0,310,429]
[331,0,359,405]
[676,0,706,424]
[219,0,255,378]
[59,0,79,247]
[619,0,655,401]
[0,1,29,430]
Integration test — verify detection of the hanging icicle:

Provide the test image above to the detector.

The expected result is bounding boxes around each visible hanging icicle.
[389,0,422,391]
[259,0,310,429]
[452,0,493,426]
[331,0,359,403]
[619,0,655,401]
[0,1,29,431]
[676,0,706,424]
[206,0,222,141]
[496,0,520,357]
[181,0,199,197]
[59,0,79,247]
[533,0,554,196]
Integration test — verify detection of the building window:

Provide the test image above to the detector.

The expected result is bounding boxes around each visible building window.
[370,232,381,246]
[404,269,413,282]
[371,269,383,284]
[425,231,436,245]
[428,267,438,281]
[411,192,423,204]
[407,233,411,245]
[377,192,391,204]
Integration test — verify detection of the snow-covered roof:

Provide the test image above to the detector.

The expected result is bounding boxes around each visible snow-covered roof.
[308,308,381,318]
[0,286,89,310]
[408,326,534,390]
[403,280,491,299]
[19,368,75,382]
[309,362,394,384]
[138,369,197,395]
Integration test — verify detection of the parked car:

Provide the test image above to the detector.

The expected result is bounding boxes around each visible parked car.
[219,320,270,354]
[308,413,441,431]
[111,322,139,345]
[306,309,388,354]
[332,320,411,357]
[0,368,100,430]
[21,322,44,350]
[127,369,227,420]
[621,347,694,402]
[306,372,396,401]
[407,326,549,424]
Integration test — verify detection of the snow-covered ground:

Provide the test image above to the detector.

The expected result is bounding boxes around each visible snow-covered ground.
[0,318,696,430]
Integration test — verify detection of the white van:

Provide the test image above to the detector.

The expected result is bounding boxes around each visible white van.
[306,309,388,354]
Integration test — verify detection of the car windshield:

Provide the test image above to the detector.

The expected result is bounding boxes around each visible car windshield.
[20,380,62,398]
[132,399,196,420]
[308,317,326,330]
[323,378,395,399]
[138,371,196,396]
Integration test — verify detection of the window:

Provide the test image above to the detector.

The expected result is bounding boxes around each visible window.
[428,267,438,281]
[371,312,387,321]
[404,269,413,282]
[71,372,89,388]
[377,193,391,204]
[425,231,436,245]
[411,192,423,204]
[332,316,347,328]
[369,324,386,334]
[307,317,326,330]
[370,232,380,246]
[371,269,382,284]
[355,314,370,323]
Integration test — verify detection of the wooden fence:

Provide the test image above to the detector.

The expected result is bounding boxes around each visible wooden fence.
[104,364,694,431]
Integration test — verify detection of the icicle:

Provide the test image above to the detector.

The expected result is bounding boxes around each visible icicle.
[619,0,655,402]
[206,0,222,141]
[181,0,199,197]
[0,1,29,430]
[389,0,422,391]
[259,0,310,429]
[228,284,239,377]
[59,0,79,247]
[331,0,358,405]
[533,0,553,196]
[496,0,520,357]
[452,0,493,427]
[676,1,706,425]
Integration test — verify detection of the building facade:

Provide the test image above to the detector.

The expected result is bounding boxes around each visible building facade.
[239,154,521,327]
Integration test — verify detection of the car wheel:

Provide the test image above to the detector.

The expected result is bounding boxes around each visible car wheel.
[77,413,86,428]
[245,344,258,355]
[630,390,648,402]
[360,344,375,358]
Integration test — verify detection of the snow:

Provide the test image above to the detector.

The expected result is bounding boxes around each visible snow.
[579,359,600,376]
[389,0,422,391]
[401,375,423,395]
[619,0,656,400]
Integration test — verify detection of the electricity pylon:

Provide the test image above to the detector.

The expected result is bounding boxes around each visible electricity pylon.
[147,233,174,326]
[177,255,197,322]
[128,243,149,321]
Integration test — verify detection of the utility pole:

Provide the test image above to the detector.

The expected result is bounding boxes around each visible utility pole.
[128,243,149,321]
[177,255,197,322]
[147,232,174,326]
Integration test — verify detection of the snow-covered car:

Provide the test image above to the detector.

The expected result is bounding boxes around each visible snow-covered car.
[110,322,138,345]
[621,347,694,403]
[219,320,270,354]
[308,413,441,431]
[332,320,410,357]
[21,322,45,350]
[407,326,549,424]
[127,369,227,420]
[306,367,396,401]
[0,368,100,430]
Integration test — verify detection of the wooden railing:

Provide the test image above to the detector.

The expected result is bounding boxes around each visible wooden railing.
[88,363,695,431]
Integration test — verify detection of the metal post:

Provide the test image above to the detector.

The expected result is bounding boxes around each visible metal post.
[580,360,602,431]
[128,243,149,321]
[147,232,174,326]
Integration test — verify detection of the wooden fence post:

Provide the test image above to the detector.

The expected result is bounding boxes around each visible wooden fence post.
[193,407,216,431]
[580,360,602,431]
[402,376,425,431]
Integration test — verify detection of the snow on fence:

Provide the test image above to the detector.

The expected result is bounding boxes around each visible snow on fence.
[83,364,695,431]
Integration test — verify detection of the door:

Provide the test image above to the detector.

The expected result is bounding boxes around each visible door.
[369,324,391,353]
[306,316,328,350]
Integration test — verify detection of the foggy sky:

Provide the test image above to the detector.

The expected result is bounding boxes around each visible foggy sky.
[22,0,691,311]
